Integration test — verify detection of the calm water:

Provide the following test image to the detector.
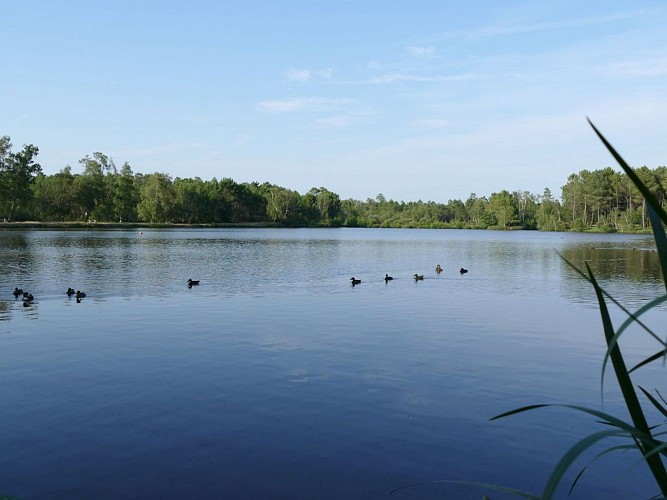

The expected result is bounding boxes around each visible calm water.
[0,228,664,499]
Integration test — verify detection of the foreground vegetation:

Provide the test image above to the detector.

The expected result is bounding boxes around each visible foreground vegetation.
[490,122,667,498]
[1,134,666,231]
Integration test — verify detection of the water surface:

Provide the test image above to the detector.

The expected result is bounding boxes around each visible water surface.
[0,228,664,499]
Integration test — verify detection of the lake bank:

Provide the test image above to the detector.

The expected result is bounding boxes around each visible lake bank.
[0,220,654,234]
[0,221,279,230]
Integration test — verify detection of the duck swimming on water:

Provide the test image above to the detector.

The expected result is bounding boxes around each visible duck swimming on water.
[460,267,468,274]
[13,287,23,297]
[350,277,361,286]
[435,264,443,274]
[187,278,200,288]
[66,287,76,296]
[384,274,393,282]
[414,274,424,281]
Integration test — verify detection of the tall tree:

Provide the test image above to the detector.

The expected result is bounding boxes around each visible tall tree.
[137,172,174,223]
[0,137,42,221]
[487,190,518,229]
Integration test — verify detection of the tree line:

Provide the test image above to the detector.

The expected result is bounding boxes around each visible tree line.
[1,135,665,231]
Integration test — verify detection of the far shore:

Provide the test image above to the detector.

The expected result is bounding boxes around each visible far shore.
[0,221,279,230]
[0,221,654,234]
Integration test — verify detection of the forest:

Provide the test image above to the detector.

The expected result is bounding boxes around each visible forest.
[1,134,666,232]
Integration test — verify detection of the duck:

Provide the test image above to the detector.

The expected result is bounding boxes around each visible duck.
[350,277,361,285]
[75,291,86,299]
[22,291,34,302]
[13,287,23,297]
[414,274,424,281]
[460,267,468,274]
[66,287,76,296]
[435,264,443,274]
[187,278,200,288]
[384,274,393,282]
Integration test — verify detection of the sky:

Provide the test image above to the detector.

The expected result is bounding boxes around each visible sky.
[2,1,667,203]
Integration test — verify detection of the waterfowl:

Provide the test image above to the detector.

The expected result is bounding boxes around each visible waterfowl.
[414,274,424,281]
[13,287,23,297]
[22,292,34,302]
[384,274,393,282]
[187,278,200,288]
[66,287,76,296]
[350,277,361,285]
[75,291,86,299]
[435,264,443,274]
[460,267,468,274]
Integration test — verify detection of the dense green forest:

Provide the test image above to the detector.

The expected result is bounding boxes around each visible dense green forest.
[1,134,665,231]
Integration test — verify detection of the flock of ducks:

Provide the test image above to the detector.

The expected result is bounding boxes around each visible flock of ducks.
[66,287,87,302]
[12,287,35,307]
[12,286,87,306]
[12,279,201,307]
[350,264,468,286]
[13,269,471,303]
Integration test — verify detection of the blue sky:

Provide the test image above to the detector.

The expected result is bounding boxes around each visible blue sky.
[2,1,667,203]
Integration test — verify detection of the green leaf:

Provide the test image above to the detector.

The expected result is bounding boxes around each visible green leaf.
[586,263,667,493]
[489,404,551,421]
[639,386,667,419]
[630,350,667,374]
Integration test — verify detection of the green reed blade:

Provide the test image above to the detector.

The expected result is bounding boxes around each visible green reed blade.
[543,429,628,499]
[639,386,667,419]
[588,119,667,226]
[588,119,667,288]
[559,254,663,364]
[630,351,667,375]
[568,465,587,497]
[489,404,551,421]
[586,263,667,493]
[602,295,667,388]
[647,204,667,291]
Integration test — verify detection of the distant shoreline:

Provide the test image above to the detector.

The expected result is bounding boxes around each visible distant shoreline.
[0,221,653,234]
[0,221,279,230]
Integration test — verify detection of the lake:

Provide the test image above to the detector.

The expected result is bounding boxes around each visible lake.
[0,228,664,499]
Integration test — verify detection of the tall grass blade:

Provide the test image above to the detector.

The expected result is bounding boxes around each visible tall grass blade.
[638,386,667,419]
[647,204,667,291]
[601,295,667,387]
[559,252,662,349]
[588,119,667,288]
[587,118,667,226]
[490,404,551,421]
[630,350,667,374]
[542,429,629,499]
[586,263,667,494]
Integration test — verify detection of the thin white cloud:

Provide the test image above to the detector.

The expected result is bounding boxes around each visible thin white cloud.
[256,97,353,113]
[406,46,436,59]
[361,72,483,85]
[286,68,333,82]
[417,118,453,129]
[315,116,349,128]
[286,69,312,82]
